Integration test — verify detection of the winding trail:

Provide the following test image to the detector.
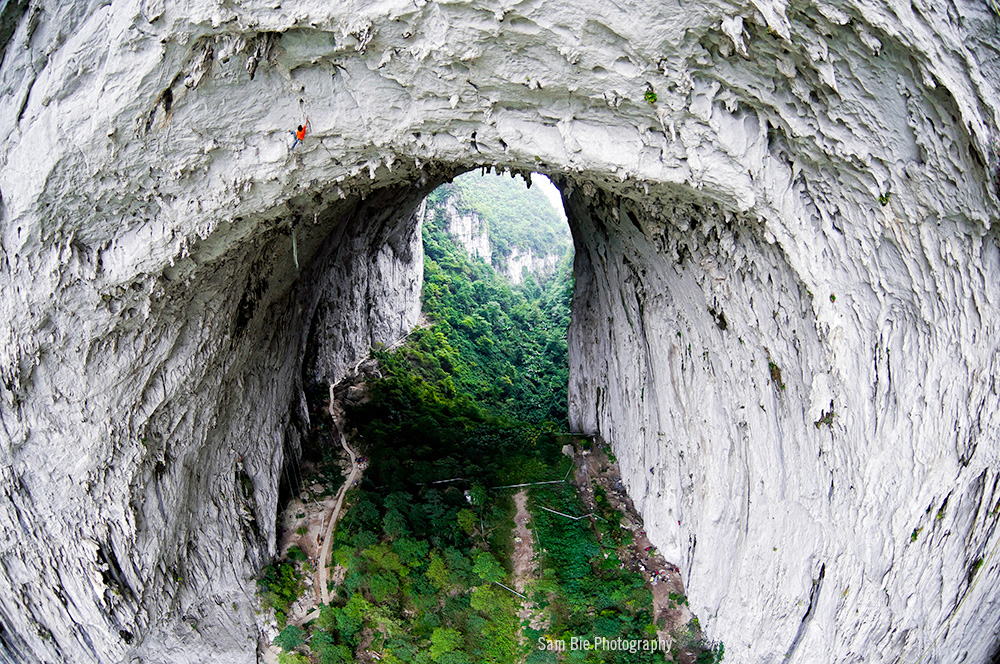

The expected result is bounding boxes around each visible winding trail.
[316,383,361,606]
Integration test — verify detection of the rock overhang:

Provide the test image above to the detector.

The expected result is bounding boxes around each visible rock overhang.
[0,0,999,663]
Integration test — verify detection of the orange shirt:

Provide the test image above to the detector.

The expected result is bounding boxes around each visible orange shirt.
[296,119,308,141]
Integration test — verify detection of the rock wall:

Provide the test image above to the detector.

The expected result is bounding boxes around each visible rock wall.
[423,191,562,283]
[435,195,493,267]
[306,190,425,387]
[0,173,433,664]
[502,246,560,285]
[0,0,997,662]
[565,181,1000,662]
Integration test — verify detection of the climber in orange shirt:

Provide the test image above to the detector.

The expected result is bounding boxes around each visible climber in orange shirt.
[291,116,309,148]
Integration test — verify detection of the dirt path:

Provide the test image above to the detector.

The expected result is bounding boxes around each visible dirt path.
[511,490,547,659]
[573,442,697,661]
[511,491,533,597]
[260,384,360,663]
[317,382,361,606]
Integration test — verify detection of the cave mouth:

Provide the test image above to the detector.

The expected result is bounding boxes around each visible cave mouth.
[248,165,724,664]
[260,158,718,515]
[278,166,575,509]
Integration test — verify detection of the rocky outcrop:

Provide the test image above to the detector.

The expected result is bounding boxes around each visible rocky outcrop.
[0,0,998,663]
[306,191,424,387]
[502,246,560,285]
[421,195,493,266]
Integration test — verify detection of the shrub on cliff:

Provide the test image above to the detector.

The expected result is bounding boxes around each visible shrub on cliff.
[257,560,302,627]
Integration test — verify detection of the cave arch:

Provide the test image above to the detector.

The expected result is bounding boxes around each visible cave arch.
[1,1,999,663]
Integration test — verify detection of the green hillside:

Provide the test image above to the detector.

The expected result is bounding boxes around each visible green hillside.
[427,171,571,265]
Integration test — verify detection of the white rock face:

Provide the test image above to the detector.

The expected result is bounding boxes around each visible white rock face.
[421,193,562,283]
[0,0,998,663]
[308,191,425,386]
[502,246,560,285]
[422,195,493,266]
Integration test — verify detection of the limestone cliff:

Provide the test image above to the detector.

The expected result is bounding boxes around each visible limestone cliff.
[421,194,563,284]
[502,246,560,285]
[418,195,493,266]
[419,173,568,283]
[0,0,998,663]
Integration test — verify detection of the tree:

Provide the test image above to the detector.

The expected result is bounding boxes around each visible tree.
[311,631,354,664]
[370,570,400,603]
[472,552,506,584]
[456,509,476,536]
[426,552,450,590]
[257,561,302,627]
[273,625,305,652]
[277,653,310,664]
[332,593,370,646]
[430,627,463,662]
[468,485,488,506]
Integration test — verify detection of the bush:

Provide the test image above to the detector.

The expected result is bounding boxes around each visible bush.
[695,641,725,663]
[311,631,353,664]
[274,625,306,652]
[277,653,310,664]
[644,84,657,104]
[257,561,302,627]
[430,627,463,661]
[472,552,505,584]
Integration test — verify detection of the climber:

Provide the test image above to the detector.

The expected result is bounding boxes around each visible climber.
[291,116,309,148]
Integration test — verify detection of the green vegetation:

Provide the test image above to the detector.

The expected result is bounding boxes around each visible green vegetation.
[910,527,922,542]
[432,172,571,265]
[262,176,698,662]
[258,559,304,628]
[644,84,657,105]
[417,203,572,426]
[969,557,984,584]
[526,482,666,663]
[814,403,835,429]
[767,360,785,391]
[696,642,725,664]
[275,625,307,651]
[295,429,540,663]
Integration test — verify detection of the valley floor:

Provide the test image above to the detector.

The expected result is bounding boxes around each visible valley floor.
[260,423,717,663]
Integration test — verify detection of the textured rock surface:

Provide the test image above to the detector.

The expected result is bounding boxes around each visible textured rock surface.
[419,195,493,266]
[502,246,560,284]
[0,0,998,663]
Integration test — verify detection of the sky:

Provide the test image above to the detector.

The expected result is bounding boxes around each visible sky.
[534,174,567,223]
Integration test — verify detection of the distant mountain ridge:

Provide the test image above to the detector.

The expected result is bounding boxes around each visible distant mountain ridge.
[419,171,571,284]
